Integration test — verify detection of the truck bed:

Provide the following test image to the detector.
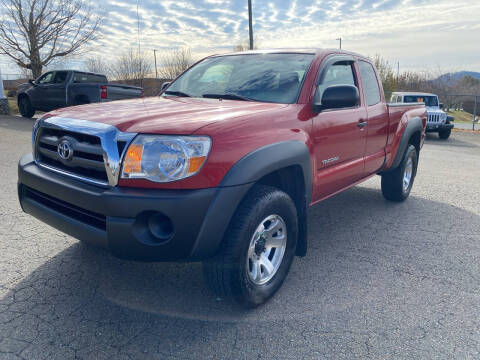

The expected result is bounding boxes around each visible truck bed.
[104,84,143,101]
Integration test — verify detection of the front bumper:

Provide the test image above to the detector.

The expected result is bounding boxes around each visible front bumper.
[426,123,454,133]
[18,154,251,261]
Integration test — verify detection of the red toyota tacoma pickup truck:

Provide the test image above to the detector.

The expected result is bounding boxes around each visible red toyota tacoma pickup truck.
[18,49,426,307]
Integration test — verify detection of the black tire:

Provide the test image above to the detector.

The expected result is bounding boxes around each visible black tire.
[381,144,418,202]
[18,96,35,118]
[203,185,298,308]
[439,129,451,139]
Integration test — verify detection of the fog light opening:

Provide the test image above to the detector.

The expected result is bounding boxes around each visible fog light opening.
[147,212,174,242]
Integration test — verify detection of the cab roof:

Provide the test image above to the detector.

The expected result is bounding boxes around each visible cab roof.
[44,70,106,77]
[210,48,370,61]
[392,92,437,97]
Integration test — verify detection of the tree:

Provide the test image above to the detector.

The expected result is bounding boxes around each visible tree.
[158,47,193,80]
[233,37,260,52]
[111,49,152,85]
[458,75,480,94]
[85,56,111,76]
[373,55,397,99]
[0,0,101,78]
[396,71,429,92]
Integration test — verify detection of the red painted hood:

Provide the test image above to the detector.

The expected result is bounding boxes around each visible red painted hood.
[48,96,287,134]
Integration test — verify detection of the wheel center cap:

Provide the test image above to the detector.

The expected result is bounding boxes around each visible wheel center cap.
[255,236,266,256]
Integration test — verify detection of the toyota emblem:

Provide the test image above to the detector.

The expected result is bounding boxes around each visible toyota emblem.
[57,140,73,160]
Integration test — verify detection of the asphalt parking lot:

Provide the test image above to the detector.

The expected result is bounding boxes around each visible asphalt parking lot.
[1,115,479,359]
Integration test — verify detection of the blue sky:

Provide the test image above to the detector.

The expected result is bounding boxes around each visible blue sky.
[1,0,480,75]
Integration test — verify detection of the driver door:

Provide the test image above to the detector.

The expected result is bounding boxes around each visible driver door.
[47,71,68,109]
[29,72,54,110]
[311,59,367,201]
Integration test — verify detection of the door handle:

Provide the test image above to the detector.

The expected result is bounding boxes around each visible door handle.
[357,120,368,129]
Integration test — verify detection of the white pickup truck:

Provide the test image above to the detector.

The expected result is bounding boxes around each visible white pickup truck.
[390,92,454,139]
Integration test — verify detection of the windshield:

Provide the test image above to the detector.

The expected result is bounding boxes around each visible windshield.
[404,95,439,107]
[163,53,314,104]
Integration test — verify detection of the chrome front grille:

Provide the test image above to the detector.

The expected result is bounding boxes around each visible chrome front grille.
[36,127,108,183]
[33,117,136,187]
[428,114,440,123]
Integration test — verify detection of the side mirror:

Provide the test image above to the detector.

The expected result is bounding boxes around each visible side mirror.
[29,79,37,86]
[439,103,444,109]
[160,82,170,92]
[313,85,359,112]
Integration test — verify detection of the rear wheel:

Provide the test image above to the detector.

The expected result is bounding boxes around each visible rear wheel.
[203,185,298,307]
[381,144,418,202]
[439,129,451,139]
[18,96,35,118]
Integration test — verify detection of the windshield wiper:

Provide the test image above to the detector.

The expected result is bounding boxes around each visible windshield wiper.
[164,90,191,97]
[202,93,254,101]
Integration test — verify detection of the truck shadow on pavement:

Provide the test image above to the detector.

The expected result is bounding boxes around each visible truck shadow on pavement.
[1,185,480,357]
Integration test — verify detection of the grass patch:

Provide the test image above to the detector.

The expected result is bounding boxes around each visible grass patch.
[3,90,19,115]
[8,98,19,115]
[447,110,477,124]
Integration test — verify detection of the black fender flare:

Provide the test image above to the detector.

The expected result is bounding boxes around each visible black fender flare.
[190,141,313,259]
[387,116,423,171]
[17,92,29,102]
[219,140,313,204]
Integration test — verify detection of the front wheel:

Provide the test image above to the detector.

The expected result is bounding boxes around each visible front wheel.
[203,185,298,307]
[18,96,35,118]
[381,144,418,202]
[439,129,451,139]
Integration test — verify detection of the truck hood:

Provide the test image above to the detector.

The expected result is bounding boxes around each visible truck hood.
[17,82,31,94]
[426,106,445,114]
[48,96,287,134]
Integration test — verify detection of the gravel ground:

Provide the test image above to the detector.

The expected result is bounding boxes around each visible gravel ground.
[1,115,479,359]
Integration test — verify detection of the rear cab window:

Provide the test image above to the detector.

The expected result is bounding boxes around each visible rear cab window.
[358,61,381,106]
[404,95,438,106]
[73,72,108,83]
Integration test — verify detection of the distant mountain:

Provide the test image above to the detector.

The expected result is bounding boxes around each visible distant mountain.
[437,71,480,82]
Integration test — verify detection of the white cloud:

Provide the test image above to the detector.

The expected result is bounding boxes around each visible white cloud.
[0,0,479,75]
[255,0,480,71]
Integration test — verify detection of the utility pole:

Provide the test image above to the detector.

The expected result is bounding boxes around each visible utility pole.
[336,38,342,49]
[248,0,254,50]
[136,1,141,55]
[153,50,158,79]
[473,96,478,131]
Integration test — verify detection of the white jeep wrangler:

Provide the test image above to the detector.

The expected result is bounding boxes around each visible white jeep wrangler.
[390,92,454,139]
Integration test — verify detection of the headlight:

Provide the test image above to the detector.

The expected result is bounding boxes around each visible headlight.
[441,113,447,122]
[121,135,211,182]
